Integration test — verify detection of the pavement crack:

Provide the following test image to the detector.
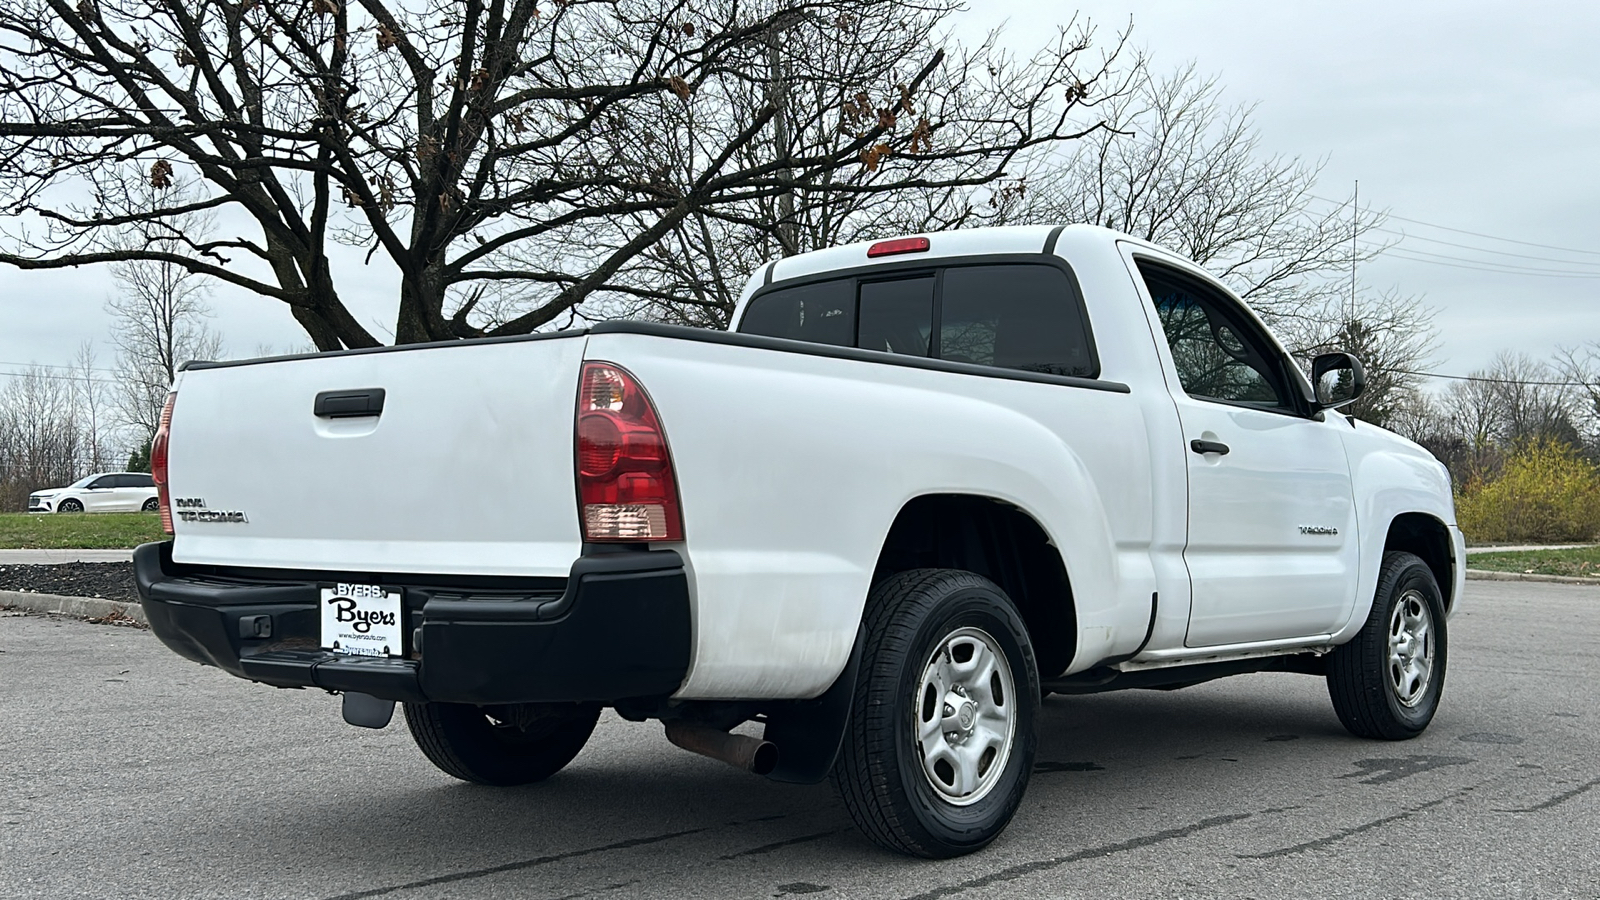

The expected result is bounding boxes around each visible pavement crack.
[1240,806,1428,860]
[316,826,707,900]
[718,829,846,860]
[1241,781,1485,859]
[1497,775,1600,813]
[897,812,1255,900]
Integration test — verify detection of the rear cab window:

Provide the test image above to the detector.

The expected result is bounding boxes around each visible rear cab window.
[738,261,1098,379]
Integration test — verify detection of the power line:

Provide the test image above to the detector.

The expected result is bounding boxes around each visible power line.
[0,368,122,386]
[1367,227,1600,268]
[1378,251,1600,279]
[1393,368,1595,389]
[1384,245,1579,272]
[1350,235,1600,278]
[0,358,121,374]
[1377,246,1600,278]
[1309,193,1600,257]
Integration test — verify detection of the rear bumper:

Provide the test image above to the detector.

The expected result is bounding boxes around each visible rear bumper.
[134,542,691,704]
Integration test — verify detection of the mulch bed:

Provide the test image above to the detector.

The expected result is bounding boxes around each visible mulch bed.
[0,562,139,604]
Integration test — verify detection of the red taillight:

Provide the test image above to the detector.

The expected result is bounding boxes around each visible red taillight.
[151,392,176,535]
[575,362,683,541]
[867,236,930,258]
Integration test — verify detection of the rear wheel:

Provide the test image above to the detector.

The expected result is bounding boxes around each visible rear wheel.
[1327,551,1448,739]
[403,701,600,786]
[56,498,83,513]
[141,497,159,512]
[831,569,1039,858]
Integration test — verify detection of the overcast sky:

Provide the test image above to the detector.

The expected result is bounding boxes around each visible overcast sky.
[3,0,1597,386]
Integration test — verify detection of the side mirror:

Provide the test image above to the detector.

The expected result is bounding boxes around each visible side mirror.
[1311,352,1366,410]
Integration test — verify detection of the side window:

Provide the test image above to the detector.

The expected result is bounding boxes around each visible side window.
[738,279,855,347]
[1136,261,1291,409]
[126,474,154,488]
[857,277,934,356]
[87,476,116,489]
[939,265,1097,377]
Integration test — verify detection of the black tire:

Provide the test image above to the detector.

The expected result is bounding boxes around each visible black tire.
[1327,551,1448,740]
[57,498,83,513]
[403,702,600,786]
[141,497,159,512]
[831,569,1040,858]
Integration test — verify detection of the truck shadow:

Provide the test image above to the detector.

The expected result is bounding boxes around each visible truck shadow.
[165,672,1366,893]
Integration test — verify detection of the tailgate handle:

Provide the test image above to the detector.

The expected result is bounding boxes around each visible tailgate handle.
[314,388,386,418]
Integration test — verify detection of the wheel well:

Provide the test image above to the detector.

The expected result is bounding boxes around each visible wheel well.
[1385,513,1454,609]
[872,494,1077,679]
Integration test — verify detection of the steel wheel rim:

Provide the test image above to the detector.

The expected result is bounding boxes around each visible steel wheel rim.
[913,625,1017,807]
[1388,589,1435,708]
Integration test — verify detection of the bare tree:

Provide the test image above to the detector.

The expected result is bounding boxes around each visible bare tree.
[0,0,1117,347]
[1474,352,1582,448]
[600,21,1127,329]
[106,202,225,444]
[1009,59,1441,426]
[1399,352,1588,486]
[1554,343,1600,449]
[1024,61,1395,349]
[1299,288,1437,428]
[70,342,113,472]
[0,367,87,508]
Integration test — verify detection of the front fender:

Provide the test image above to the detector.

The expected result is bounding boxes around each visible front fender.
[1335,425,1458,642]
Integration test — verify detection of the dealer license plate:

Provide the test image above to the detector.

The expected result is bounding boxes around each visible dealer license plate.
[320,583,403,658]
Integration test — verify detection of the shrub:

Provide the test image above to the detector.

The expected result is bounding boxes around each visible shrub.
[1455,438,1600,544]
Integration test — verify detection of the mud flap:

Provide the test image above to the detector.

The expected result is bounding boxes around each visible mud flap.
[761,627,864,784]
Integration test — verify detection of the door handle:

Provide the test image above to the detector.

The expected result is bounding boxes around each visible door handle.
[315,388,386,418]
[1190,439,1230,456]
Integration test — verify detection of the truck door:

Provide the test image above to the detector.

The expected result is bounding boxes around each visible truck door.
[1131,255,1360,648]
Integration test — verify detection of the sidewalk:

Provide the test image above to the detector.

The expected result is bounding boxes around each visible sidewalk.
[1465,543,1597,555]
[0,548,134,564]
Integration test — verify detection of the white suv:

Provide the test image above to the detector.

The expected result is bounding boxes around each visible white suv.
[28,472,159,513]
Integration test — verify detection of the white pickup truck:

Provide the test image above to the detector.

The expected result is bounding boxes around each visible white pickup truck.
[136,224,1464,858]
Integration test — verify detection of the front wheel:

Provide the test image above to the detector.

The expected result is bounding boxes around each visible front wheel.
[56,498,83,513]
[403,701,600,786]
[831,569,1040,858]
[1326,551,1448,739]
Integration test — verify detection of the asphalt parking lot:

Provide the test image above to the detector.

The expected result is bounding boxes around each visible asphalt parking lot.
[3,579,1596,899]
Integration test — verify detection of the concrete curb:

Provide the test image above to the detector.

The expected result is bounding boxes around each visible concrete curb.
[0,549,135,564]
[0,589,147,625]
[1464,543,1598,555]
[1465,569,1600,587]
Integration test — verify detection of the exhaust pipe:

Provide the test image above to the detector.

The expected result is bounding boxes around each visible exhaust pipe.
[664,721,779,776]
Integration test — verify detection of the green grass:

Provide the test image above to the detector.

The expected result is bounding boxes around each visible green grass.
[1468,546,1600,579]
[0,512,167,549]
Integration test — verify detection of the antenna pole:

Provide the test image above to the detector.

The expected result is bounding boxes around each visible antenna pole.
[1350,180,1358,326]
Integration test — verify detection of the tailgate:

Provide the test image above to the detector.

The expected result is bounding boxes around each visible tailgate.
[167,335,588,576]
